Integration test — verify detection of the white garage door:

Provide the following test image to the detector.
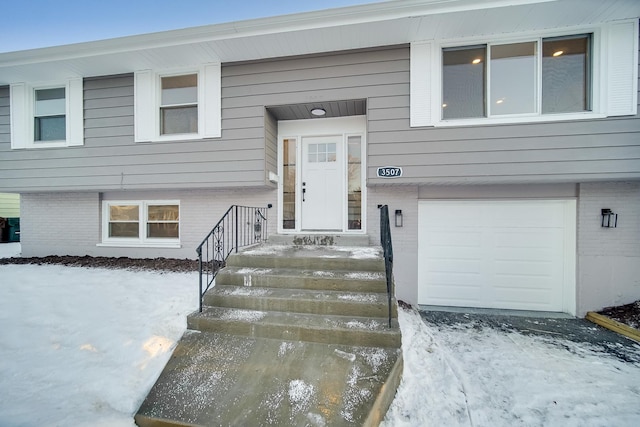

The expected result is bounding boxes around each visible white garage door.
[418,200,576,313]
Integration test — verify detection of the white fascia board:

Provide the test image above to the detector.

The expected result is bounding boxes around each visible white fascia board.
[0,0,555,68]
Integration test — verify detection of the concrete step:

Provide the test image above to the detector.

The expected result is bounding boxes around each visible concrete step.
[227,245,385,272]
[216,266,388,293]
[188,306,401,348]
[268,233,371,246]
[135,331,403,427]
[204,285,397,318]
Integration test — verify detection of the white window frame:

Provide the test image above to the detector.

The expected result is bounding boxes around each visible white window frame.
[99,200,181,248]
[10,78,84,149]
[134,64,221,142]
[410,19,639,127]
[159,73,198,136]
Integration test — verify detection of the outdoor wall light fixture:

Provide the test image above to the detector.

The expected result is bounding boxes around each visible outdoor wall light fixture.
[601,208,618,228]
[310,108,326,116]
[395,209,403,227]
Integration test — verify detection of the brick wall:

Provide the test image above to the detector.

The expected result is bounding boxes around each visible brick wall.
[20,189,277,259]
[366,186,419,305]
[577,181,640,315]
[21,192,100,257]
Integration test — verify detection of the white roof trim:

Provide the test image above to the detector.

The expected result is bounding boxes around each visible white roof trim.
[0,0,638,85]
[0,0,559,65]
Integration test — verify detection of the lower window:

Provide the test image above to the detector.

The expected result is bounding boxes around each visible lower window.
[103,201,179,245]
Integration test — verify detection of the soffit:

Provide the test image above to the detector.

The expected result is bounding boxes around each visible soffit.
[0,0,639,84]
[267,99,367,120]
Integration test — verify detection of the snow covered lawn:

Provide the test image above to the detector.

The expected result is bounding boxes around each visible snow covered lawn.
[383,308,640,426]
[0,245,198,426]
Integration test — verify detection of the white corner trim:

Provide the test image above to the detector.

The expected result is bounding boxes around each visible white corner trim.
[9,83,28,149]
[67,78,84,146]
[606,19,639,117]
[202,63,222,138]
[410,41,433,127]
[134,70,155,142]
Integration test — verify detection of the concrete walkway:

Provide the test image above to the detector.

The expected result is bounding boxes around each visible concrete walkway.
[136,331,401,426]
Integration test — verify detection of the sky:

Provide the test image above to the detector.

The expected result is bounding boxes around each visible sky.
[0,0,387,53]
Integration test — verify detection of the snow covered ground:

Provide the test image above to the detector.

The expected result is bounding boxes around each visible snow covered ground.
[383,309,640,427]
[0,244,198,426]
[2,242,640,426]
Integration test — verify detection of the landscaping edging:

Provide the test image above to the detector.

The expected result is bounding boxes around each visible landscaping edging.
[586,312,640,343]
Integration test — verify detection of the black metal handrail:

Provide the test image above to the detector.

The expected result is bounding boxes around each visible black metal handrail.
[196,205,268,312]
[379,205,394,327]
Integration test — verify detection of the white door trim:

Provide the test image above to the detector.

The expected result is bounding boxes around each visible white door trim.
[277,116,367,234]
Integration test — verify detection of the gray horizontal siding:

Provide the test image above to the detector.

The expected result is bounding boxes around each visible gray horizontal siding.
[1,73,268,192]
[367,47,640,185]
[2,41,640,192]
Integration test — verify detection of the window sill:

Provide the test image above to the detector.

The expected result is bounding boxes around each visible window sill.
[14,140,73,149]
[138,133,212,143]
[431,112,607,127]
[97,242,182,249]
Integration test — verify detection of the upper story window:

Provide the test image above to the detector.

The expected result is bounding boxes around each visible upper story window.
[34,87,66,141]
[10,79,83,149]
[134,64,221,142]
[160,74,198,135]
[442,34,592,120]
[409,20,638,127]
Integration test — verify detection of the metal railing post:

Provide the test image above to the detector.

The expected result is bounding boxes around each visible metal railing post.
[196,205,270,312]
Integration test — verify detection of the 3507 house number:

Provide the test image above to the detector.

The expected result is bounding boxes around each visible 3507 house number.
[376,166,403,178]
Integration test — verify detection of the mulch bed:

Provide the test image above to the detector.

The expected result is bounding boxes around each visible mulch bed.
[598,300,640,330]
[0,255,199,273]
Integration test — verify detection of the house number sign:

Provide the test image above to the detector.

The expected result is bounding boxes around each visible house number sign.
[376,166,403,178]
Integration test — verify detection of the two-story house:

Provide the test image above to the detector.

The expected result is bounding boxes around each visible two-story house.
[1,0,639,317]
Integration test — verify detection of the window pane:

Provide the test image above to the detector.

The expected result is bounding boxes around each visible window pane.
[34,116,65,141]
[442,46,486,119]
[110,205,139,221]
[109,223,139,238]
[327,143,336,162]
[35,88,66,116]
[148,205,179,221]
[282,138,297,229]
[542,35,591,114]
[161,74,197,105]
[147,223,179,238]
[161,106,198,134]
[490,42,537,115]
[347,136,362,230]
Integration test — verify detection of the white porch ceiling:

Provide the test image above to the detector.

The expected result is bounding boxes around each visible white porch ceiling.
[1,0,639,84]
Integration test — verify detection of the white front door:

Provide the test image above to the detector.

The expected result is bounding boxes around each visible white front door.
[300,135,343,230]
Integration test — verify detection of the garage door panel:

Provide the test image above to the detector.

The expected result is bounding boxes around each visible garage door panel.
[424,230,482,247]
[425,284,483,304]
[418,200,575,313]
[494,288,554,306]
[427,259,481,274]
[494,260,554,276]
[493,230,561,248]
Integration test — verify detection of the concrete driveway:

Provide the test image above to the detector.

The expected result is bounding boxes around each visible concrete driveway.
[419,308,640,364]
[382,307,640,426]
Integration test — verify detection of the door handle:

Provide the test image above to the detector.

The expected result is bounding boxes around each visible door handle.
[302,188,306,202]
